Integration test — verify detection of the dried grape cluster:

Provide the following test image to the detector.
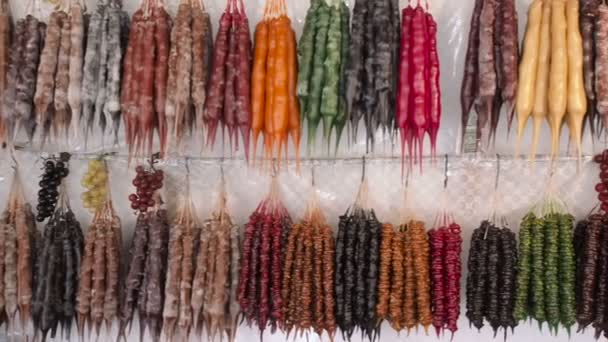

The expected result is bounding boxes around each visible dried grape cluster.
[36,156,70,222]
[128,165,165,213]
[465,221,517,335]
[75,200,122,340]
[0,168,38,331]
[237,183,292,334]
[32,185,84,340]
[118,164,169,342]
[282,201,336,339]
[513,212,576,334]
[80,159,109,213]
[188,193,241,342]
[334,208,381,341]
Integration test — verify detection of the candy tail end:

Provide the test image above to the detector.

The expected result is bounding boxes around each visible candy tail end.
[240,124,251,163]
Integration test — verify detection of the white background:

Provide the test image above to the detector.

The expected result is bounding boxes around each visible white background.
[0,0,603,341]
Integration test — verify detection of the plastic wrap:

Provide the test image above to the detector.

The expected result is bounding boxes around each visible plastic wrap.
[9,0,600,157]
[0,151,599,341]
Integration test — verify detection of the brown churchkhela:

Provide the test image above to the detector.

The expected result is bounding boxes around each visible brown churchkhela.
[0,0,9,145]
[0,167,37,330]
[153,6,170,155]
[282,190,336,339]
[122,0,170,160]
[461,0,518,150]
[118,162,169,342]
[164,0,213,154]
[67,2,85,140]
[2,14,43,144]
[475,0,497,150]
[162,172,200,341]
[580,0,599,137]
[497,0,518,133]
[190,174,240,342]
[596,3,608,131]
[53,17,71,140]
[75,160,121,340]
[34,10,66,145]
[192,0,213,132]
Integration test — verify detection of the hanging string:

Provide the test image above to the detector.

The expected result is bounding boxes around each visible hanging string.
[490,154,501,223]
[311,162,316,188]
[354,156,369,209]
[443,154,449,190]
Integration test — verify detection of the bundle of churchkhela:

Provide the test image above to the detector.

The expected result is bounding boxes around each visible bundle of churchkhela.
[428,216,462,337]
[34,3,69,145]
[580,0,599,140]
[204,0,252,158]
[160,169,199,341]
[250,0,300,166]
[118,160,169,342]
[238,174,292,333]
[573,151,608,338]
[75,159,122,340]
[67,1,86,142]
[81,0,129,146]
[460,0,518,152]
[466,220,518,335]
[596,2,608,139]
[513,209,576,334]
[281,179,336,339]
[35,155,70,222]
[334,167,382,341]
[376,219,433,334]
[397,1,441,169]
[515,0,587,159]
[80,158,110,213]
[345,0,399,152]
[297,0,350,154]
[3,10,45,144]
[189,172,240,341]
[164,0,212,154]
[0,0,10,145]
[121,0,171,159]
[0,165,37,332]
[32,168,84,340]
